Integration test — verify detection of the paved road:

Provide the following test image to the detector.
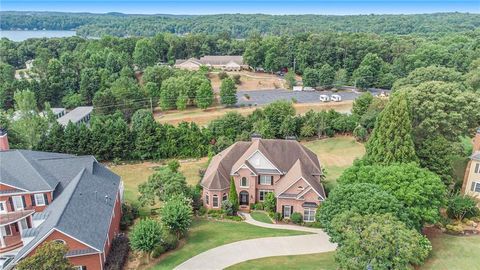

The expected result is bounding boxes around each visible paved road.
[236,88,389,106]
[174,213,337,270]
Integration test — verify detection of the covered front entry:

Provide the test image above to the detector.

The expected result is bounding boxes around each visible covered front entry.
[239,191,249,206]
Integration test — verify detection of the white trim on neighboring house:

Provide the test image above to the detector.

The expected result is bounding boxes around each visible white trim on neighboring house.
[0,201,7,214]
[245,150,282,173]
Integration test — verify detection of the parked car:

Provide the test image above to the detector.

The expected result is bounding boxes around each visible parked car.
[331,94,342,102]
[319,94,330,102]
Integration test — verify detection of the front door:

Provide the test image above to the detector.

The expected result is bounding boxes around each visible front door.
[239,191,249,206]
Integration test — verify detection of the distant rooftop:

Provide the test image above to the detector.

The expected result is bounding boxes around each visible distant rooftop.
[57,106,93,126]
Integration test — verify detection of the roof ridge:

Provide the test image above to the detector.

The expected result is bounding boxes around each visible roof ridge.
[298,143,321,173]
[17,151,56,191]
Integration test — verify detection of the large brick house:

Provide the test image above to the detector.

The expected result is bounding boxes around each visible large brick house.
[462,128,480,201]
[0,130,123,270]
[201,136,326,222]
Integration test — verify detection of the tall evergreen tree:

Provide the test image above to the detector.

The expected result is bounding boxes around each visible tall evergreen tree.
[365,91,418,165]
[220,77,237,106]
[228,177,239,214]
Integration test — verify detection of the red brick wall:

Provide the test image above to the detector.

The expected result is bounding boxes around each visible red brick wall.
[25,229,102,269]
[104,191,122,258]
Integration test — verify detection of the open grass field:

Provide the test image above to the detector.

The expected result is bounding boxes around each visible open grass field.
[226,252,336,270]
[209,71,288,92]
[302,136,365,190]
[421,234,480,270]
[147,219,307,270]
[155,101,353,126]
[250,211,273,224]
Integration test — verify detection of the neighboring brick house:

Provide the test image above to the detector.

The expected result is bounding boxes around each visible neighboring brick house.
[201,136,326,222]
[0,131,123,270]
[462,128,480,202]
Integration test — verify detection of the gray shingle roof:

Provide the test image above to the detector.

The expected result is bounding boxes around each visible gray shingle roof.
[3,150,120,267]
[472,151,480,161]
[57,106,93,126]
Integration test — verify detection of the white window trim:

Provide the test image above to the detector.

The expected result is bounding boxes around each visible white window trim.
[471,181,480,193]
[283,205,291,218]
[34,194,46,206]
[212,195,219,208]
[475,163,480,174]
[222,193,228,202]
[12,196,24,211]
[0,201,7,214]
[54,239,66,245]
[1,225,12,236]
[303,208,316,222]
[240,177,249,188]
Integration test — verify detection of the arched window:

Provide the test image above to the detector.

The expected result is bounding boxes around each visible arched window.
[222,193,228,202]
[53,239,66,245]
[240,177,248,187]
[213,195,219,208]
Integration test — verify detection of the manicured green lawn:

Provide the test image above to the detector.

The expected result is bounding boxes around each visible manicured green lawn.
[302,136,365,190]
[250,211,273,224]
[421,234,480,270]
[226,252,336,270]
[150,219,308,270]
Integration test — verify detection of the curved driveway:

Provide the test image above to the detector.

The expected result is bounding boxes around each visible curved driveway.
[174,213,337,270]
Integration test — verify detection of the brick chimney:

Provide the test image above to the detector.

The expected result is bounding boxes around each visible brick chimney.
[251,133,262,141]
[474,127,480,153]
[0,128,10,151]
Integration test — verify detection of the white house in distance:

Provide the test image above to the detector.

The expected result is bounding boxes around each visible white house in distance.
[57,106,93,127]
[174,55,249,71]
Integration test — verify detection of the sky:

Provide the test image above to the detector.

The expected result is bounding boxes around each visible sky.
[1,0,479,15]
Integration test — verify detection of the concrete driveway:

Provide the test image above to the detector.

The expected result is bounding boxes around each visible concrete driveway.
[174,213,337,270]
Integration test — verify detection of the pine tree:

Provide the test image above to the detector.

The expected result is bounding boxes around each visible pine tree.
[365,91,418,165]
[228,177,239,214]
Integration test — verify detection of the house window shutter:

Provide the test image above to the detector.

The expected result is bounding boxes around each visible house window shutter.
[31,194,36,206]
[8,197,14,211]
[282,206,285,218]
[44,194,49,205]
[270,176,273,185]
[290,205,293,215]
[258,176,261,185]
[22,196,27,208]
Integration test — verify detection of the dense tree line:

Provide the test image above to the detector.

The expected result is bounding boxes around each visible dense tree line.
[1,12,479,38]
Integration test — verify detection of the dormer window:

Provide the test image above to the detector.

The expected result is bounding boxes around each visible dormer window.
[34,194,46,206]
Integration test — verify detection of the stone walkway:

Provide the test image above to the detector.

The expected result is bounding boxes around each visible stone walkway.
[174,213,337,270]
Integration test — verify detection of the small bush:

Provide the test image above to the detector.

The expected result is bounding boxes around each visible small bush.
[273,212,282,222]
[232,74,241,85]
[263,193,276,213]
[252,203,264,210]
[290,212,303,224]
[120,203,139,230]
[198,206,207,216]
[446,224,464,234]
[105,234,130,270]
[207,209,223,218]
[161,230,179,251]
[222,200,235,216]
[218,72,228,80]
[151,245,166,259]
[447,195,480,220]
[304,222,322,228]
[224,215,243,221]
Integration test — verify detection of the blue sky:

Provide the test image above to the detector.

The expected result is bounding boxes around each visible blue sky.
[1,0,479,15]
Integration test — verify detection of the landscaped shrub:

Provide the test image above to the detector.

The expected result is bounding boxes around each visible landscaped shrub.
[105,234,130,270]
[222,200,235,216]
[120,203,139,230]
[161,230,179,251]
[263,193,276,213]
[447,195,480,220]
[446,223,464,235]
[218,72,228,80]
[232,74,241,85]
[291,212,303,224]
[198,206,207,216]
[224,215,243,221]
[207,209,224,218]
[252,202,264,210]
[273,212,282,222]
[151,244,166,259]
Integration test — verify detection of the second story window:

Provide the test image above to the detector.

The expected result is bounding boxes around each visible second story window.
[12,196,25,211]
[34,194,46,206]
[259,175,273,185]
[0,201,6,213]
[475,163,480,174]
[240,177,249,187]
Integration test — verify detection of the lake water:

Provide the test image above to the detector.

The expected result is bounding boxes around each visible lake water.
[0,30,77,41]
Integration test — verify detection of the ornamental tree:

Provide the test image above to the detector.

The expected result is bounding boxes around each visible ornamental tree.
[138,166,188,206]
[331,212,432,270]
[196,81,214,109]
[338,162,446,229]
[129,218,163,258]
[365,91,418,165]
[317,183,407,239]
[160,195,193,238]
[220,77,237,106]
[228,177,239,214]
[17,241,73,270]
